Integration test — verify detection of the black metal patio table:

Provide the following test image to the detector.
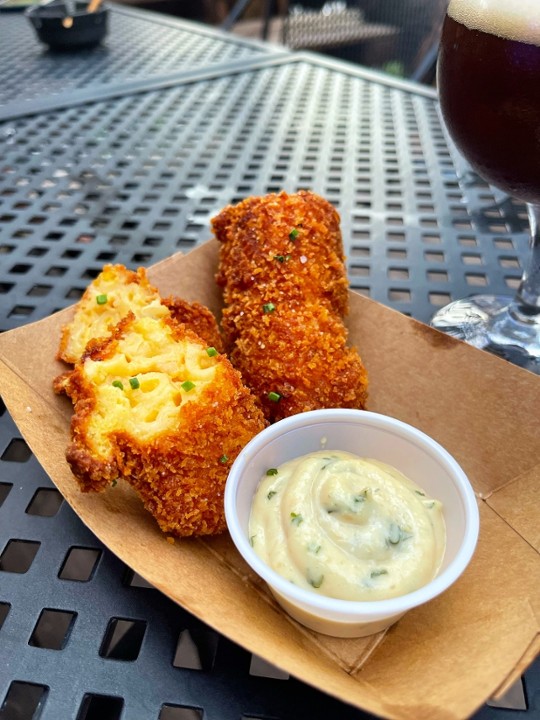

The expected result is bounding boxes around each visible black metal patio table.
[0,5,538,720]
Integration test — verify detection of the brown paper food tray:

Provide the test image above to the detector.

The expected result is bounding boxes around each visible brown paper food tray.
[0,240,539,720]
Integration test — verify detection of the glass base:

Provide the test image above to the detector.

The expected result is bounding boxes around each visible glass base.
[430,295,540,374]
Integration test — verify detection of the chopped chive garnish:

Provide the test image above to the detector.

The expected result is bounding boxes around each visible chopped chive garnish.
[206,346,218,357]
[274,254,291,263]
[268,391,281,402]
[219,454,229,464]
[181,380,195,392]
[111,480,117,487]
[112,380,124,390]
[308,573,324,588]
[289,228,299,240]
[388,523,402,545]
[290,512,303,526]
[414,490,426,496]
[267,490,277,500]
[370,568,388,578]
[96,293,108,305]
[266,468,278,476]
[262,302,275,314]
[387,523,412,545]
[249,535,256,546]
[129,377,140,390]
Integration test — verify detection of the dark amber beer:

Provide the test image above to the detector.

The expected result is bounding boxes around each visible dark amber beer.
[437,0,540,203]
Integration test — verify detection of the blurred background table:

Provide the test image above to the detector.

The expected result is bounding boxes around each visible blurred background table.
[0,4,538,720]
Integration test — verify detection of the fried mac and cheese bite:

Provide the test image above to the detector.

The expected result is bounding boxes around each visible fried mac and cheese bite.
[212,190,368,421]
[55,312,265,537]
[55,263,262,537]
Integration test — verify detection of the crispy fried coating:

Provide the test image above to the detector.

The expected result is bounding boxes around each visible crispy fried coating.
[57,264,223,365]
[163,296,224,353]
[212,190,368,422]
[214,190,349,317]
[55,313,265,537]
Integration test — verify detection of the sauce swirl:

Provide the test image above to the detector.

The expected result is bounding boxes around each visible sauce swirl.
[249,450,446,601]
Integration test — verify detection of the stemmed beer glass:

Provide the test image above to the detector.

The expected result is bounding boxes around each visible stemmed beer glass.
[431,0,540,373]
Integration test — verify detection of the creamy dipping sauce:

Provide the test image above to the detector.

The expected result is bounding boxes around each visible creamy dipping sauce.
[248,450,446,601]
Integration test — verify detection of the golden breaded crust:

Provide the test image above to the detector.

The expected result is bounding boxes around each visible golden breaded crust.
[58,313,266,537]
[163,296,224,353]
[212,190,368,422]
[214,190,349,317]
[222,302,368,422]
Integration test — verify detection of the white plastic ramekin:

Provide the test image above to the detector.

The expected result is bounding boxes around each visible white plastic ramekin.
[224,409,479,637]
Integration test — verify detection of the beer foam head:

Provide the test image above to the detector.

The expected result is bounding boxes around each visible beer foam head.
[448,0,540,46]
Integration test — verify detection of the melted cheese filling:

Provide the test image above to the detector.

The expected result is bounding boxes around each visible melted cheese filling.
[84,316,219,452]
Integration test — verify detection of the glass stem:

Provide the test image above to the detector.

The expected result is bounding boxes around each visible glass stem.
[513,203,540,313]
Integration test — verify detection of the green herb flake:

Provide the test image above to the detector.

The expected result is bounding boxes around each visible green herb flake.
[206,346,218,357]
[414,489,426,496]
[249,535,256,547]
[308,573,324,588]
[96,293,108,305]
[267,490,277,500]
[289,228,299,240]
[112,380,124,390]
[111,480,117,487]
[290,512,303,526]
[274,254,291,263]
[129,377,140,390]
[266,468,278,476]
[268,391,281,402]
[219,455,229,464]
[181,380,196,392]
[370,568,388,578]
[307,543,321,554]
[388,523,402,545]
[387,523,413,545]
[262,302,276,314]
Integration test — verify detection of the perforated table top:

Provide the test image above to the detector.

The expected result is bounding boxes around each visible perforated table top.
[0,12,538,720]
[0,4,286,120]
[0,54,531,331]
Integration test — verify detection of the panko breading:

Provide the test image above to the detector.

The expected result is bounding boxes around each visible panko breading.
[55,313,265,537]
[215,191,349,318]
[57,264,223,365]
[212,190,368,422]
[223,302,366,420]
[163,296,223,354]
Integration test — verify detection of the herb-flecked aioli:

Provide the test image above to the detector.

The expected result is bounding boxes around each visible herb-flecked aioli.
[248,450,446,601]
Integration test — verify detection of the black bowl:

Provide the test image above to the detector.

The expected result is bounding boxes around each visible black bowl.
[26,1,108,50]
